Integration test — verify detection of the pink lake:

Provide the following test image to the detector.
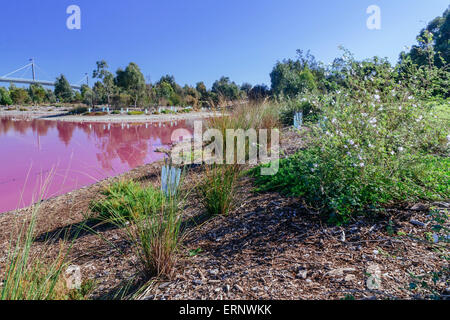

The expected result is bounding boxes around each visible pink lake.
[0,116,193,213]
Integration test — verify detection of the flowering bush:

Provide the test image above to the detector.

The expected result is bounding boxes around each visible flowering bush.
[255,52,449,223]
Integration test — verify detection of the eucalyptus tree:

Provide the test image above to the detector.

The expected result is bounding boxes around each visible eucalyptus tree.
[211,76,240,101]
[93,60,116,107]
[115,62,146,107]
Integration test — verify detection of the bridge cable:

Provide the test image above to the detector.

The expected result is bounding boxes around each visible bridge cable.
[34,63,54,82]
[75,75,88,85]
[1,63,33,79]
[17,65,32,79]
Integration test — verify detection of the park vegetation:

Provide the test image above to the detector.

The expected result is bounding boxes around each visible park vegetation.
[1,6,449,300]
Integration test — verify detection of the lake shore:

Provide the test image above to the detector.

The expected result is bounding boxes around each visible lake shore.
[0,126,447,300]
[0,106,221,123]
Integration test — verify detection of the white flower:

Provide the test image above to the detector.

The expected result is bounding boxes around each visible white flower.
[416,115,423,122]
[398,147,404,152]
[408,96,414,100]
[349,140,355,145]
[390,151,395,155]
[362,113,368,117]
[368,143,374,148]
[398,106,402,111]
[313,163,318,168]
[373,94,380,101]
[332,118,337,124]
[359,162,365,167]
[369,118,377,124]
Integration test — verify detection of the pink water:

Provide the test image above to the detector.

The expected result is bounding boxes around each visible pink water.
[0,116,193,213]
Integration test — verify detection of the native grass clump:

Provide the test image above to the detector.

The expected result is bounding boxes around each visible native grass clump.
[91,176,183,279]
[1,203,93,300]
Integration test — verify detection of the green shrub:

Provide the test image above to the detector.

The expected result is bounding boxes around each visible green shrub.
[160,109,175,114]
[279,97,320,126]
[85,111,107,116]
[0,87,13,106]
[253,55,449,223]
[69,106,88,115]
[127,110,144,115]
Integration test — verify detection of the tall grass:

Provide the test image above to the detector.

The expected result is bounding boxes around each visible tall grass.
[197,164,239,216]
[198,102,280,216]
[1,206,68,300]
[90,179,164,222]
[92,177,183,279]
[1,169,92,300]
[208,101,280,133]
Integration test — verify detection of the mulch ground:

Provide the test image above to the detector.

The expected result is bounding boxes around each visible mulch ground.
[0,128,448,300]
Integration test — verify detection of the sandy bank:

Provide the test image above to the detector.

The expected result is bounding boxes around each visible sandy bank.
[0,109,220,123]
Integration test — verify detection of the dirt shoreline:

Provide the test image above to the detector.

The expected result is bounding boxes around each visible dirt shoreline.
[0,108,220,123]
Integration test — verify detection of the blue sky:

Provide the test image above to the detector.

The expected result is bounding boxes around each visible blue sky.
[0,0,448,88]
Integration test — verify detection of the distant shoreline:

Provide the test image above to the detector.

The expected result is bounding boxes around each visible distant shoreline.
[0,107,220,123]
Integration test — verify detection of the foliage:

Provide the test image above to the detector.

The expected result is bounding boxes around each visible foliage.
[54,75,73,102]
[0,87,13,105]
[270,50,325,97]
[92,178,183,278]
[254,51,449,223]
[28,84,47,104]
[0,204,89,300]
[115,62,146,107]
[93,60,116,107]
[69,105,88,115]
[402,6,450,68]
[248,84,271,102]
[197,164,239,216]
[279,94,320,126]
[127,110,144,115]
[90,180,164,222]
[9,85,30,105]
[211,76,242,102]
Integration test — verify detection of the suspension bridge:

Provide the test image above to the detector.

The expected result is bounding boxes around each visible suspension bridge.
[0,59,87,90]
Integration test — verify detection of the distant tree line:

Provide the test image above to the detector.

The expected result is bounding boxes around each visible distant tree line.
[269,7,449,99]
[0,6,448,107]
[0,60,270,108]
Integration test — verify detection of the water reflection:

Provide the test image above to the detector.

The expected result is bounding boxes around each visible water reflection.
[0,116,193,213]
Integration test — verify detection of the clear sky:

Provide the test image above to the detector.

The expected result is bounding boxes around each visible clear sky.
[0,0,448,88]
